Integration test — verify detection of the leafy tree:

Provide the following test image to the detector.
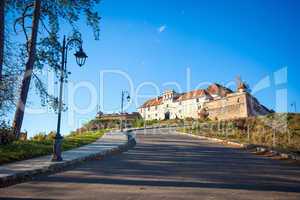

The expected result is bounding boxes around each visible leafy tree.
[0,0,20,120]
[0,0,4,82]
[11,0,101,139]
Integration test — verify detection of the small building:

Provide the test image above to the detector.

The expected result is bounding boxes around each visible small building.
[138,81,271,121]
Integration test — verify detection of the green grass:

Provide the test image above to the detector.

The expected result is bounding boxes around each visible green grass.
[0,129,107,165]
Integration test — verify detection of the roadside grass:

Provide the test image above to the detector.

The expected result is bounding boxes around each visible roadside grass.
[178,113,300,153]
[0,129,107,165]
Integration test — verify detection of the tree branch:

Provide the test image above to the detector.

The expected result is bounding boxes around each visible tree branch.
[32,72,51,97]
[13,3,34,52]
[40,18,51,35]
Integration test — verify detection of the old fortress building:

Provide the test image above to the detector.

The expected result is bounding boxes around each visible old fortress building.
[138,80,271,121]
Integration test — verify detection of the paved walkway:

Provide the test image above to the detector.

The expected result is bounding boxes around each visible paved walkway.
[1,129,300,200]
[0,132,128,187]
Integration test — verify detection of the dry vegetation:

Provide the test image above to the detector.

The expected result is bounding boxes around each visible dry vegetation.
[179,113,300,153]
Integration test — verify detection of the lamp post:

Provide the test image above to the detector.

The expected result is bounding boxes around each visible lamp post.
[144,108,146,130]
[291,102,297,113]
[120,90,130,132]
[52,35,88,162]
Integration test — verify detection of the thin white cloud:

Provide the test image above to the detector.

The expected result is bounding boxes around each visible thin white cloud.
[157,25,166,33]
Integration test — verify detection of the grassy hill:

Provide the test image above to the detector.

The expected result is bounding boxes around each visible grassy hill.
[179,113,300,153]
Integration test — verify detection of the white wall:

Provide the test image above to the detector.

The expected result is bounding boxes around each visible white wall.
[138,96,210,120]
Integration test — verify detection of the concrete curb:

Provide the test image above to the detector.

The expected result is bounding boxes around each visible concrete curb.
[253,146,300,161]
[177,131,246,148]
[177,131,300,161]
[0,131,136,188]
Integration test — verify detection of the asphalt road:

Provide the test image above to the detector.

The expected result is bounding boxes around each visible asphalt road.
[1,129,300,200]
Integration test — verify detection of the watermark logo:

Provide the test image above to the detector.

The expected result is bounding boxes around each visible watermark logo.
[24,66,289,133]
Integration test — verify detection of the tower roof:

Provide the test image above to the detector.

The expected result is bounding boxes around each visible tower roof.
[207,83,233,97]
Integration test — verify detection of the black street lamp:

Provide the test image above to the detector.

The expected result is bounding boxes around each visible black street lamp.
[120,90,130,132]
[291,102,297,113]
[74,47,88,67]
[52,35,88,162]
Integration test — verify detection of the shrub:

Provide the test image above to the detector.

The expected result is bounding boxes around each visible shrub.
[0,121,15,145]
[47,131,56,140]
[146,119,158,126]
[31,132,47,142]
[132,118,144,128]
[31,131,57,142]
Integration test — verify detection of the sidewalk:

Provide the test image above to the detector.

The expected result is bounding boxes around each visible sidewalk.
[0,131,135,187]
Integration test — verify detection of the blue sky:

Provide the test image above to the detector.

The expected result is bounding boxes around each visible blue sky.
[20,0,299,137]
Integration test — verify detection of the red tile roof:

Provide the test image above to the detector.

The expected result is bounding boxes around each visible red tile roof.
[139,90,211,108]
[176,89,211,101]
[207,83,232,97]
[140,97,163,108]
[139,84,232,108]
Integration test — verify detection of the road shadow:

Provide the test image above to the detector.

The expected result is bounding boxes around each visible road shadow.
[32,133,300,193]
[2,132,300,197]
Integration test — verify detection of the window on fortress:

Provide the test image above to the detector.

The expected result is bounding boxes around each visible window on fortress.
[155,106,158,110]
[196,98,199,102]
[179,101,182,105]
[166,104,169,108]
[148,107,150,111]
[237,98,240,103]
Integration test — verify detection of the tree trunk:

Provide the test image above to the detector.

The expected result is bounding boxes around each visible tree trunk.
[0,0,4,83]
[13,0,41,139]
